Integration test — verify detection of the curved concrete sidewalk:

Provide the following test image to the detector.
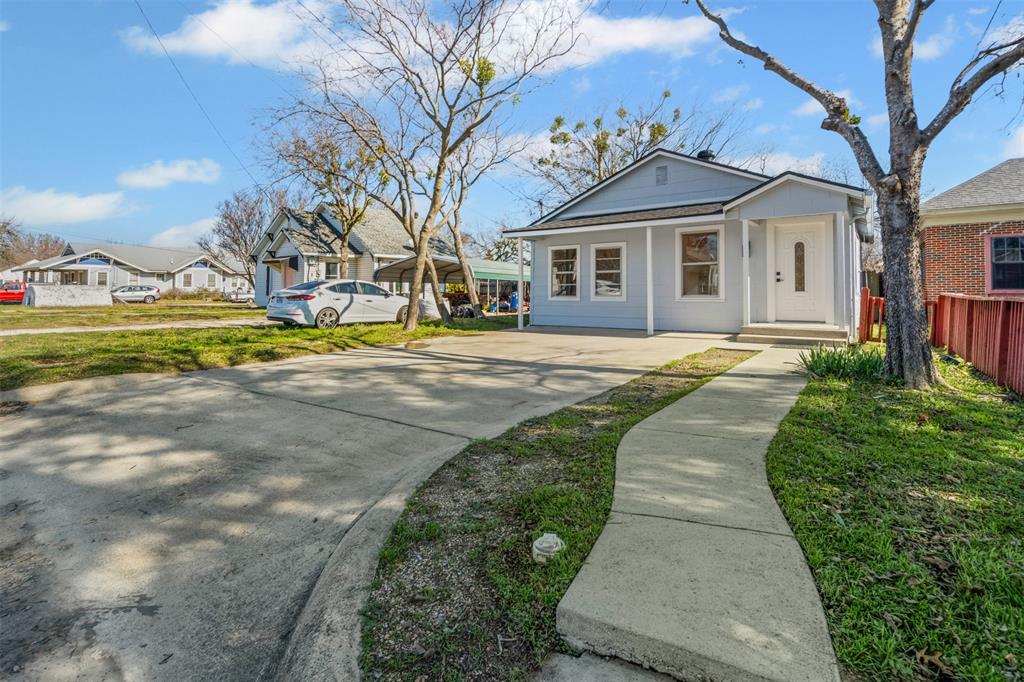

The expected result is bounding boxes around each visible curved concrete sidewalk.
[555,347,840,682]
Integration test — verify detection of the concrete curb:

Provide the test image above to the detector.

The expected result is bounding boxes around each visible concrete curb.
[272,440,467,682]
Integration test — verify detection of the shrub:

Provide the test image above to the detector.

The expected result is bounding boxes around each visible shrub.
[797,343,887,381]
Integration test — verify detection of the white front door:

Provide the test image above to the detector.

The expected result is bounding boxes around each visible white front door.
[774,220,828,322]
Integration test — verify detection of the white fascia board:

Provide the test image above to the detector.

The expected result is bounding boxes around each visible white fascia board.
[724,175,866,211]
[504,212,727,238]
[539,149,766,223]
[920,201,1024,215]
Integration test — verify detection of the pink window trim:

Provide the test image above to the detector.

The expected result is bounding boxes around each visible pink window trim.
[984,233,1024,295]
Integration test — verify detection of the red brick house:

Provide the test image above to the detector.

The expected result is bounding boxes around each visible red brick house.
[920,157,1024,301]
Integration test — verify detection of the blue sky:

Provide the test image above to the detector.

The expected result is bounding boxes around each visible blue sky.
[2,0,1023,248]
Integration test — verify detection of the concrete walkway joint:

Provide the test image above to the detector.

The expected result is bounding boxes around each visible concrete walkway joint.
[552,347,840,682]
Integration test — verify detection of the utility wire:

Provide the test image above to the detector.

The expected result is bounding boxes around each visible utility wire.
[132,0,273,202]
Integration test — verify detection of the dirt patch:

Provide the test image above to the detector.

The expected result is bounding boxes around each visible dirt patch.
[360,348,755,681]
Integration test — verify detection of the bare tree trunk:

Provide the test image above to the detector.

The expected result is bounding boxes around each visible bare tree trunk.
[339,243,350,279]
[876,189,940,389]
[449,223,483,316]
[425,257,453,324]
[403,233,431,331]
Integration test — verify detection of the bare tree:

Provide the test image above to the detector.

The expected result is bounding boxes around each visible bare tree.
[272,118,386,279]
[289,0,580,329]
[467,226,524,263]
[199,189,292,288]
[690,0,1024,388]
[527,91,751,209]
[0,217,64,271]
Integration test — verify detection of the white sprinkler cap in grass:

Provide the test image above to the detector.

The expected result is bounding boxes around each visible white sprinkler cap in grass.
[532,532,565,564]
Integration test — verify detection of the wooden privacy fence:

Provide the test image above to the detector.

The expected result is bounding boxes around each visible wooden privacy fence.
[858,288,1024,394]
[930,294,1024,395]
[857,287,885,343]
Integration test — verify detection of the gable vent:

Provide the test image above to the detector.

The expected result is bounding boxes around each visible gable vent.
[655,165,668,186]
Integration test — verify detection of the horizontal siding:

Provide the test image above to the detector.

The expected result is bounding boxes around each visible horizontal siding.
[557,157,761,219]
[730,183,848,220]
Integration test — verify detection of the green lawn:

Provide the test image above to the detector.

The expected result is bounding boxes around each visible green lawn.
[0,317,520,390]
[359,348,756,681]
[768,357,1023,680]
[0,302,261,330]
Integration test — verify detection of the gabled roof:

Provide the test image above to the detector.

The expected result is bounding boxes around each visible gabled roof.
[921,158,1024,213]
[504,202,725,235]
[534,148,770,225]
[722,171,867,210]
[13,243,245,274]
[260,205,456,259]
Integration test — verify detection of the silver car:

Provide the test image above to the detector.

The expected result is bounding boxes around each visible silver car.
[112,285,161,304]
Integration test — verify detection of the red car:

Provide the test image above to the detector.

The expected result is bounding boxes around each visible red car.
[0,281,28,304]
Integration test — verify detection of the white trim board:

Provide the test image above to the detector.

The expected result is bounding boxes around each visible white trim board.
[674,224,727,302]
[589,241,628,302]
[506,212,726,238]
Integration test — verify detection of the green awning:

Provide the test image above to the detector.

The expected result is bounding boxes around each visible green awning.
[374,255,529,284]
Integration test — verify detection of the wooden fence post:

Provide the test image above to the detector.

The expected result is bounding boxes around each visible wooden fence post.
[994,300,1011,387]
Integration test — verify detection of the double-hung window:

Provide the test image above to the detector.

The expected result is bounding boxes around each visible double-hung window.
[325,262,339,279]
[990,235,1024,293]
[591,242,626,300]
[207,273,217,288]
[183,273,192,288]
[677,226,724,299]
[549,245,579,300]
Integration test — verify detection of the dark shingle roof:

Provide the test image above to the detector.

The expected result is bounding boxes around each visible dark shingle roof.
[922,158,1024,212]
[283,207,456,258]
[505,202,724,234]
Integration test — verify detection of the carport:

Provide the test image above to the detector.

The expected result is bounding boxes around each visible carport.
[374,254,531,327]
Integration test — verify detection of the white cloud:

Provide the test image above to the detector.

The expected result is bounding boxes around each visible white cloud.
[916,16,957,60]
[739,152,826,176]
[870,16,959,60]
[148,217,217,248]
[967,7,991,15]
[121,0,329,68]
[117,159,222,189]
[987,14,1024,48]
[0,20,10,32]
[1004,126,1024,158]
[0,187,128,225]
[573,76,592,94]
[753,122,781,135]
[712,84,748,103]
[743,98,764,112]
[793,89,860,117]
[123,0,719,74]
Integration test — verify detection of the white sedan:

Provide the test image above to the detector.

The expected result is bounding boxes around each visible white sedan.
[266,279,442,328]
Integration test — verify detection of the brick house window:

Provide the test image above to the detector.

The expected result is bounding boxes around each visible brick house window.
[988,235,1024,293]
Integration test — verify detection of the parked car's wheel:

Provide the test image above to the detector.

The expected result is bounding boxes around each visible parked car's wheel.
[143,295,155,304]
[315,308,340,329]
[396,305,409,324]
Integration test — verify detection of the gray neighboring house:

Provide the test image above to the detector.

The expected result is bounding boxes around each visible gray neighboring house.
[503,148,873,340]
[251,204,454,306]
[13,242,250,293]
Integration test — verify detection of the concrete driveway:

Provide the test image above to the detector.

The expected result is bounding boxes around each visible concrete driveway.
[1,328,725,681]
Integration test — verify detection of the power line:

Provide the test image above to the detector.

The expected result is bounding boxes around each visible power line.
[132,0,272,202]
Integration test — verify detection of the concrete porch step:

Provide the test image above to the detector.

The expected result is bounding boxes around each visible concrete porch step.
[739,324,847,340]
[734,333,848,346]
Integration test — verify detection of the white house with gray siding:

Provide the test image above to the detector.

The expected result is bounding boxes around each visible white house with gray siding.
[504,149,873,341]
[12,243,249,294]
[251,204,455,307]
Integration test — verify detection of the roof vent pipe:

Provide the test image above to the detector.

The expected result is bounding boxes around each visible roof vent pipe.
[696,149,716,161]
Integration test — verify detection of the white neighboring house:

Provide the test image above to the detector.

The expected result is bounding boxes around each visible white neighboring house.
[251,204,455,307]
[12,243,251,294]
[1,258,36,282]
[503,148,875,342]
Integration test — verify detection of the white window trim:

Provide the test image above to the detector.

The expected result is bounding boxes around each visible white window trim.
[675,224,726,302]
[590,241,627,302]
[547,244,580,301]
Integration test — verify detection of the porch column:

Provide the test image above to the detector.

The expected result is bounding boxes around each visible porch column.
[645,226,654,336]
[741,219,751,326]
[517,237,524,330]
